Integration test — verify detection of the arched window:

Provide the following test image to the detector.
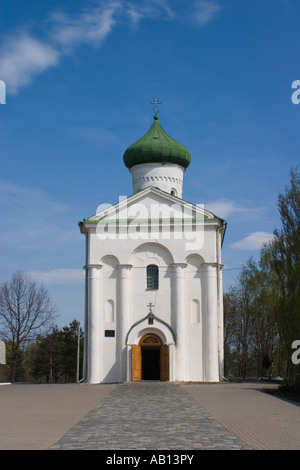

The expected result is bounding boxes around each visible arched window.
[105,299,114,323]
[147,265,159,289]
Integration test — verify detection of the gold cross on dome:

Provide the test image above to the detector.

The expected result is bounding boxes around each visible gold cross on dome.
[150,97,162,114]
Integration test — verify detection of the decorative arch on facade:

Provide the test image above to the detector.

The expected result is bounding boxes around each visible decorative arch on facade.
[100,254,120,268]
[126,314,176,345]
[185,253,205,280]
[129,242,174,267]
[185,253,205,267]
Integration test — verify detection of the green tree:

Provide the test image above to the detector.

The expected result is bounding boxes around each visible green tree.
[270,169,300,379]
[224,256,278,379]
[249,249,278,378]
[29,327,63,383]
[223,289,241,378]
[0,272,56,381]
[60,320,83,382]
[224,265,255,380]
[28,320,83,383]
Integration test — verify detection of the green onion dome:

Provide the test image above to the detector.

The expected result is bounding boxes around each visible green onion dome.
[123,115,191,170]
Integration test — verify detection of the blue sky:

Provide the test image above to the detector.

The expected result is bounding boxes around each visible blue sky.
[0,0,299,328]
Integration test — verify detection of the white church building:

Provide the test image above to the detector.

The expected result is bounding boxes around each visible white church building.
[79,106,226,383]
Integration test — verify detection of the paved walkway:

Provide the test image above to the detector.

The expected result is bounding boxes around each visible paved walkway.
[1,381,300,450]
[50,383,250,450]
[183,382,300,450]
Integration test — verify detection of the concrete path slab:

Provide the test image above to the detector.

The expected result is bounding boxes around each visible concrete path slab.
[1,381,299,450]
[0,383,115,450]
[182,382,300,450]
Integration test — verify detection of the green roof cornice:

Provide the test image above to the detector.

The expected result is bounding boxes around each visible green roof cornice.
[80,216,219,225]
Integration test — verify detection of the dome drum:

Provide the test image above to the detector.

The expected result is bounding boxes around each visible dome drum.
[130,162,185,197]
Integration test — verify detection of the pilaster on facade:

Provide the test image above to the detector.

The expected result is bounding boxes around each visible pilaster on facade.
[203,263,219,381]
[217,262,225,379]
[86,264,102,384]
[117,264,132,382]
[204,262,225,379]
[172,263,187,381]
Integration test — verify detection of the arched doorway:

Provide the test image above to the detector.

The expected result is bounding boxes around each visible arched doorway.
[141,333,161,380]
[131,333,169,381]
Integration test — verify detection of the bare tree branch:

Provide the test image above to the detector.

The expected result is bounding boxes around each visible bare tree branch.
[0,272,56,380]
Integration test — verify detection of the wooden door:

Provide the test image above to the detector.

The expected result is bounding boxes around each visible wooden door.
[131,345,141,381]
[160,345,169,381]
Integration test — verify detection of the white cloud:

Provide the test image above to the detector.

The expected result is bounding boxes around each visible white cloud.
[124,0,175,25]
[124,0,220,26]
[0,2,121,94]
[0,33,59,94]
[0,1,220,94]
[205,198,265,219]
[28,269,85,285]
[231,232,274,250]
[50,2,121,50]
[191,0,221,25]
